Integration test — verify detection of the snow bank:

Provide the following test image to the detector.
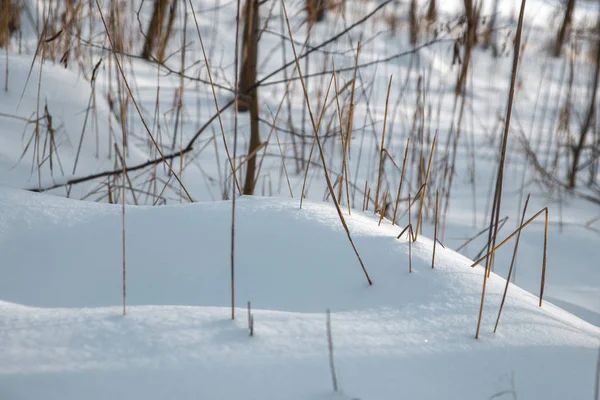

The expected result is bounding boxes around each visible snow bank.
[0,187,598,400]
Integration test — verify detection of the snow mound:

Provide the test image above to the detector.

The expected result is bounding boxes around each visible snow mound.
[0,187,598,400]
[0,53,148,196]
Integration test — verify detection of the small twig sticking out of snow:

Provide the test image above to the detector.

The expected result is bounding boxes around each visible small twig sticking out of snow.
[408,225,413,274]
[247,301,254,336]
[594,347,599,400]
[392,138,410,226]
[300,76,335,209]
[456,216,509,255]
[117,146,127,316]
[476,0,528,340]
[432,190,439,269]
[415,133,437,240]
[375,75,393,214]
[408,193,413,273]
[471,207,548,306]
[378,191,388,226]
[494,194,530,333]
[326,308,338,392]
[231,0,242,321]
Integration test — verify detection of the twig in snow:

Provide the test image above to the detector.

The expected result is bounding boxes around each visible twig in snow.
[494,194,530,333]
[476,0,527,339]
[248,301,254,336]
[326,308,338,392]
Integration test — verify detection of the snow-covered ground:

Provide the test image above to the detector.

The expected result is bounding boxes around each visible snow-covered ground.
[0,0,599,398]
[0,187,598,399]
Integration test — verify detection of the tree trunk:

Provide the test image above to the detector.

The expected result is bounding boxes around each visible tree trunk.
[409,0,418,45]
[307,0,327,23]
[426,0,436,23]
[483,0,499,56]
[554,0,575,57]
[239,0,260,195]
[456,0,476,95]
[568,24,600,188]
[0,0,20,48]
[141,0,176,63]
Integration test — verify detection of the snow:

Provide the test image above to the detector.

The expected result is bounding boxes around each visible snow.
[0,0,599,398]
[0,187,598,399]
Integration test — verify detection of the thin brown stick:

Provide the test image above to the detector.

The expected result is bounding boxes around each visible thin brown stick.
[326,308,338,392]
[120,152,127,317]
[300,74,335,208]
[114,143,138,205]
[375,75,393,213]
[416,133,437,238]
[456,216,509,253]
[471,207,548,307]
[432,189,439,269]
[594,347,600,400]
[187,0,241,195]
[331,58,351,215]
[282,0,372,285]
[540,207,548,307]
[472,208,548,269]
[397,224,411,239]
[269,110,294,198]
[494,194,530,333]
[476,0,527,340]
[378,191,388,226]
[94,0,194,202]
[346,41,361,160]
[408,193,413,273]
[362,180,368,211]
[231,0,242,321]
[392,138,410,225]
[248,301,254,336]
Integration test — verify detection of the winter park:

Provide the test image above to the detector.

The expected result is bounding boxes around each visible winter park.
[0,0,599,398]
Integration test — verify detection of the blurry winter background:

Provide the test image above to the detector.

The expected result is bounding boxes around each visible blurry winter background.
[0,0,599,399]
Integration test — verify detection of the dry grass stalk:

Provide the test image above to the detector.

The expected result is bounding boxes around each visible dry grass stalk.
[282,0,372,285]
[378,191,388,226]
[362,180,368,211]
[471,207,549,306]
[300,74,335,208]
[119,151,127,316]
[456,216,509,254]
[114,143,138,205]
[95,0,194,202]
[365,187,371,211]
[187,0,240,195]
[494,194,530,333]
[231,0,243,321]
[331,59,351,215]
[326,308,338,392]
[247,301,254,336]
[415,133,437,239]
[408,192,413,273]
[345,42,361,158]
[432,189,438,269]
[595,347,600,400]
[392,138,410,225]
[107,181,113,204]
[375,75,393,213]
[476,0,527,340]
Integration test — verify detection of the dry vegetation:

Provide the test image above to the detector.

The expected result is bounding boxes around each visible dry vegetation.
[0,0,598,333]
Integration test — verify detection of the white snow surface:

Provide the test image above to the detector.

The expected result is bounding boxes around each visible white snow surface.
[0,187,598,399]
